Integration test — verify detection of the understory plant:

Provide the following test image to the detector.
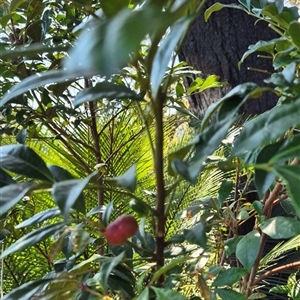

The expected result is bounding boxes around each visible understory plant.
[0,0,300,299]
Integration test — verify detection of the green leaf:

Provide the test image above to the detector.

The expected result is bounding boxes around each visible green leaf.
[0,168,15,187]
[289,21,300,49]
[136,287,149,300]
[216,288,247,300]
[224,236,242,256]
[52,171,98,219]
[201,83,257,130]
[64,8,172,77]
[16,128,27,144]
[26,19,43,42]
[212,268,248,287]
[238,38,286,68]
[151,17,193,99]
[9,0,27,12]
[151,256,190,284]
[48,165,75,182]
[269,135,300,164]
[2,278,55,300]
[0,70,76,107]
[0,44,68,60]
[105,164,136,192]
[1,222,65,258]
[184,223,207,248]
[252,201,263,216]
[73,82,143,107]
[99,252,124,293]
[15,207,61,228]
[236,230,260,271]
[232,98,300,157]
[0,145,54,181]
[0,182,50,217]
[204,2,225,21]
[151,287,188,300]
[218,179,233,206]
[254,169,276,198]
[260,216,300,239]
[102,202,114,227]
[27,0,45,21]
[274,165,300,218]
[101,0,129,17]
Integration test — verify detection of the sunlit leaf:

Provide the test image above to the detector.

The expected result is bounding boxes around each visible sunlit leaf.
[260,216,300,239]
[105,164,136,192]
[212,268,248,287]
[52,171,98,218]
[73,82,143,107]
[1,222,65,258]
[0,145,54,181]
[0,182,51,217]
[151,17,193,99]
[236,230,260,271]
[151,287,188,300]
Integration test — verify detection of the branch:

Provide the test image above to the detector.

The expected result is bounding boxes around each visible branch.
[154,91,165,285]
[254,261,300,285]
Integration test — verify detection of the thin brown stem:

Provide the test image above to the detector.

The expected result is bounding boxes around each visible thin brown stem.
[254,261,300,285]
[85,79,105,256]
[154,91,165,285]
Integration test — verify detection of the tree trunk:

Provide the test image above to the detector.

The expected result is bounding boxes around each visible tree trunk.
[178,0,279,118]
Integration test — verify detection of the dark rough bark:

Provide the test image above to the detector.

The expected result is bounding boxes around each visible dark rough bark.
[178,0,279,118]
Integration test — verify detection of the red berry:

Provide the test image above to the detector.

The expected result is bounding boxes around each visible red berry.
[105,215,138,246]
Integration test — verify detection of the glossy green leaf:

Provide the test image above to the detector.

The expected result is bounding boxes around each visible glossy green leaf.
[184,223,207,248]
[151,287,188,300]
[27,0,45,21]
[218,179,233,206]
[64,8,172,78]
[236,230,260,271]
[216,288,247,300]
[105,164,136,192]
[151,17,193,99]
[52,171,98,218]
[99,252,124,293]
[0,70,76,107]
[201,83,257,130]
[9,0,27,12]
[2,278,55,300]
[15,207,61,228]
[16,128,27,144]
[0,168,15,187]
[270,135,300,164]
[254,169,276,198]
[1,222,65,258]
[232,98,300,157]
[204,2,225,21]
[0,44,67,60]
[204,2,244,21]
[274,165,300,218]
[73,82,143,107]
[0,182,50,217]
[0,145,54,181]
[252,200,263,216]
[102,202,114,227]
[48,165,75,182]
[151,256,190,284]
[289,21,300,49]
[136,287,149,300]
[101,0,129,17]
[260,216,300,239]
[224,236,242,256]
[212,267,248,287]
[238,38,286,68]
